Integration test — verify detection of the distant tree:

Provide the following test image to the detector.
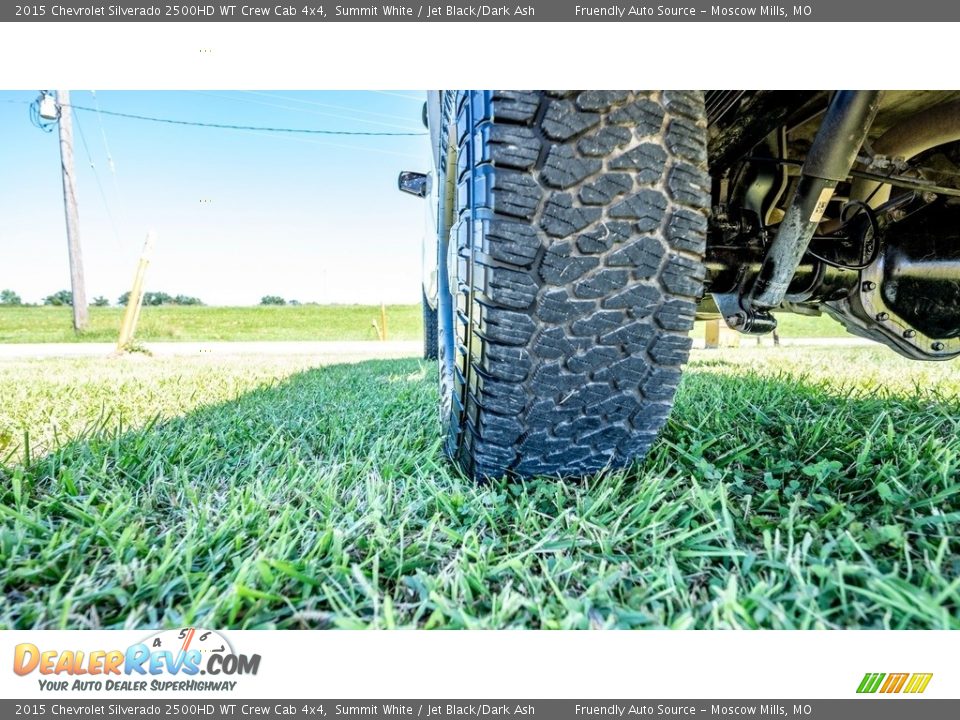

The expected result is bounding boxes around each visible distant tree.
[92,296,110,307]
[0,289,22,306]
[288,299,301,306]
[117,292,203,306]
[172,295,203,306]
[118,291,203,307]
[260,295,287,306]
[44,290,73,306]
[143,291,173,306]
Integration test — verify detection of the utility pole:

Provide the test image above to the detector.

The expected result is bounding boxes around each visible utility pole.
[56,90,88,331]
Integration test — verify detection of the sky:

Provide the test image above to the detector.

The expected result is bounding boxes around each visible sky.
[0,90,432,306]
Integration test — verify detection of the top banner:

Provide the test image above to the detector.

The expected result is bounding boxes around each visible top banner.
[5,0,960,22]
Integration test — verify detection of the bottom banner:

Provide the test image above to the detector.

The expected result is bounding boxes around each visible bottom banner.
[3,700,958,720]
[3,631,954,701]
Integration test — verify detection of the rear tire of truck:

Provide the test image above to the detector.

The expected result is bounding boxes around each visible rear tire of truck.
[436,91,710,480]
[423,290,439,360]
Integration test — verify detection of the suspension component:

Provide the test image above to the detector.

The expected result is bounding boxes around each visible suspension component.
[736,91,884,332]
[828,199,960,360]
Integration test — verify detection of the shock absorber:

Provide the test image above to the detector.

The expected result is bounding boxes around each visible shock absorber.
[734,91,884,332]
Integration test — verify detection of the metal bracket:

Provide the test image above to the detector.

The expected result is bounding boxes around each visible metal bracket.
[714,291,778,335]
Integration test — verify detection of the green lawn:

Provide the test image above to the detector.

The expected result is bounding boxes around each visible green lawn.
[0,304,847,344]
[1,346,957,629]
[696,312,848,339]
[0,305,423,343]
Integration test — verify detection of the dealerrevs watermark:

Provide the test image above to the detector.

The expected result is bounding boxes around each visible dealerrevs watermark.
[12,628,260,693]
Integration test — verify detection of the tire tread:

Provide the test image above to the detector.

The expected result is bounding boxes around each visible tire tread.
[443,90,709,479]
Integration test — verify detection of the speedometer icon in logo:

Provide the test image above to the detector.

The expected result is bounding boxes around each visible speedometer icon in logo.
[143,627,233,657]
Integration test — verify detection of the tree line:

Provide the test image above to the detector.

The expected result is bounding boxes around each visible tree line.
[0,289,203,307]
[1,290,303,307]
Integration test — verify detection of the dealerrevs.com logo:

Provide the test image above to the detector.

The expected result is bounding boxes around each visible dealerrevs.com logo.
[13,628,261,692]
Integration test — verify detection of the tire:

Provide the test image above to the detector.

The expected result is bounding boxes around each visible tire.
[422,289,439,360]
[436,91,710,480]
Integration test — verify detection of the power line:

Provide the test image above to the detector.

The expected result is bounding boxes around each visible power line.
[367,90,425,103]
[64,103,428,136]
[194,90,422,132]
[90,91,121,182]
[90,90,130,244]
[229,126,426,160]
[205,90,424,131]
[27,94,58,132]
[239,90,423,125]
[72,109,123,247]
[8,94,428,136]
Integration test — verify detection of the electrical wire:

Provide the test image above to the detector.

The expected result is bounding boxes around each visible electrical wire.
[806,200,881,271]
[72,110,123,246]
[63,103,428,136]
[228,125,427,160]
[366,90,425,103]
[193,91,424,133]
[89,90,131,245]
[90,91,120,182]
[28,92,58,132]
[234,91,424,129]
[244,90,421,123]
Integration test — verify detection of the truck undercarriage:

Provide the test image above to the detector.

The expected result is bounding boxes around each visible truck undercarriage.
[702,90,960,360]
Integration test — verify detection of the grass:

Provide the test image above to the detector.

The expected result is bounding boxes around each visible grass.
[0,304,845,344]
[696,312,848,339]
[0,346,958,629]
[0,305,423,343]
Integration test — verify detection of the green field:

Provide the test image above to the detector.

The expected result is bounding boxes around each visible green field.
[1,346,957,629]
[0,305,423,343]
[695,313,848,339]
[0,304,848,343]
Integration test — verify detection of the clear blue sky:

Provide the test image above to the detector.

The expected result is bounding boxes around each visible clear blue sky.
[0,90,432,306]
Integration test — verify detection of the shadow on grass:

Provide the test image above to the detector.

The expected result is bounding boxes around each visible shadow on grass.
[1,357,958,630]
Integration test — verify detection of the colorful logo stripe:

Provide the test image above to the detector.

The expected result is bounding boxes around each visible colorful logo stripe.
[857,673,933,694]
[903,674,935,694]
